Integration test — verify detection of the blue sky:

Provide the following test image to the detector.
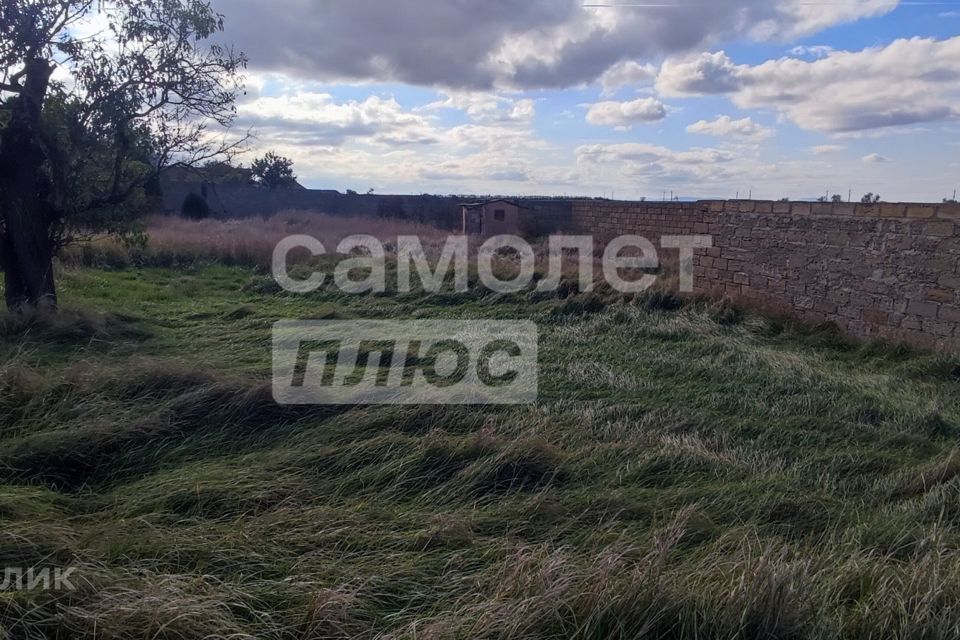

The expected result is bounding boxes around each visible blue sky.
[216,0,960,201]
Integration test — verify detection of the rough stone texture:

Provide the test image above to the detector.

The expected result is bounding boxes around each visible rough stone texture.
[565,199,960,353]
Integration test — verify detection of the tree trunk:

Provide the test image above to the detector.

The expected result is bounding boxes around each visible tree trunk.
[0,58,56,311]
[0,230,30,309]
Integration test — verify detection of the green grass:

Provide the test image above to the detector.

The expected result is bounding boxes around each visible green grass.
[2,263,960,639]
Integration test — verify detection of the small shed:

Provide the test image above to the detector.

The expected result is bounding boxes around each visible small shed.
[460,199,527,236]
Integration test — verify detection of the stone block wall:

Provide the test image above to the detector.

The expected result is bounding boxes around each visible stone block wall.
[566,199,960,352]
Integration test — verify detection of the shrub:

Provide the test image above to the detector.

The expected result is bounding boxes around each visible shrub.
[180,192,211,219]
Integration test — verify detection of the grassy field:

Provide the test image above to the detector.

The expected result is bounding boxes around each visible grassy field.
[2,250,960,638]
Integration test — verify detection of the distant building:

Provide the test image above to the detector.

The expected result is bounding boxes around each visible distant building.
[460,199,527,236]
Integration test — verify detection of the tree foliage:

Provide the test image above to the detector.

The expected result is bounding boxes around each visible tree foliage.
[180,192,211,219]
[0,0,246,308]
[250,151,296,190]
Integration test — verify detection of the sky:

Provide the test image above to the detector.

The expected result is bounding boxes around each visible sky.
[206,0,960,201]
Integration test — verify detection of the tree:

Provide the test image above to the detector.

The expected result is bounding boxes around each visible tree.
[831,194,844,203]
[199,159,252,184]
[0,0,246,309]
[861,193,881,204]
[251,152,296,190]
[181,192,211,219]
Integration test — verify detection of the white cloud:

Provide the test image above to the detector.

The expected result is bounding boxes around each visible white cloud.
[863,153,891,163]
[686,115,772,140]
[656,52,741,96]
[424,92,536,124]
[789,45,834,58]
[215,0,899,90]
[656,36,960,133]
[191,2,960,201]
[755,0,897,39]
[423,92,504,119]
[575,141,759,191]
[585,97,667,127]
[233,82,568,193]
[577,142,734,166]
[599,60,657,95]
[508,99,537,124]
[488,169,531,182]
[237,92,439,146]
[445,123,546,151]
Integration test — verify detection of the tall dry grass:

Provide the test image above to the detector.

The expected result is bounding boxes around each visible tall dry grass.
[59,212,690,298]
[59,212,618,294]
[61,212,455,270]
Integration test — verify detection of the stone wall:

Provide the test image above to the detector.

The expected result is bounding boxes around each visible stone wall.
[566,199,960,352]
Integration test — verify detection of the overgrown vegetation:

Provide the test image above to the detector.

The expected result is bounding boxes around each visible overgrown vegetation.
[180,193,212,220]
[59,212,454,271]
[1,247,959,638]
[251,152,298,190]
